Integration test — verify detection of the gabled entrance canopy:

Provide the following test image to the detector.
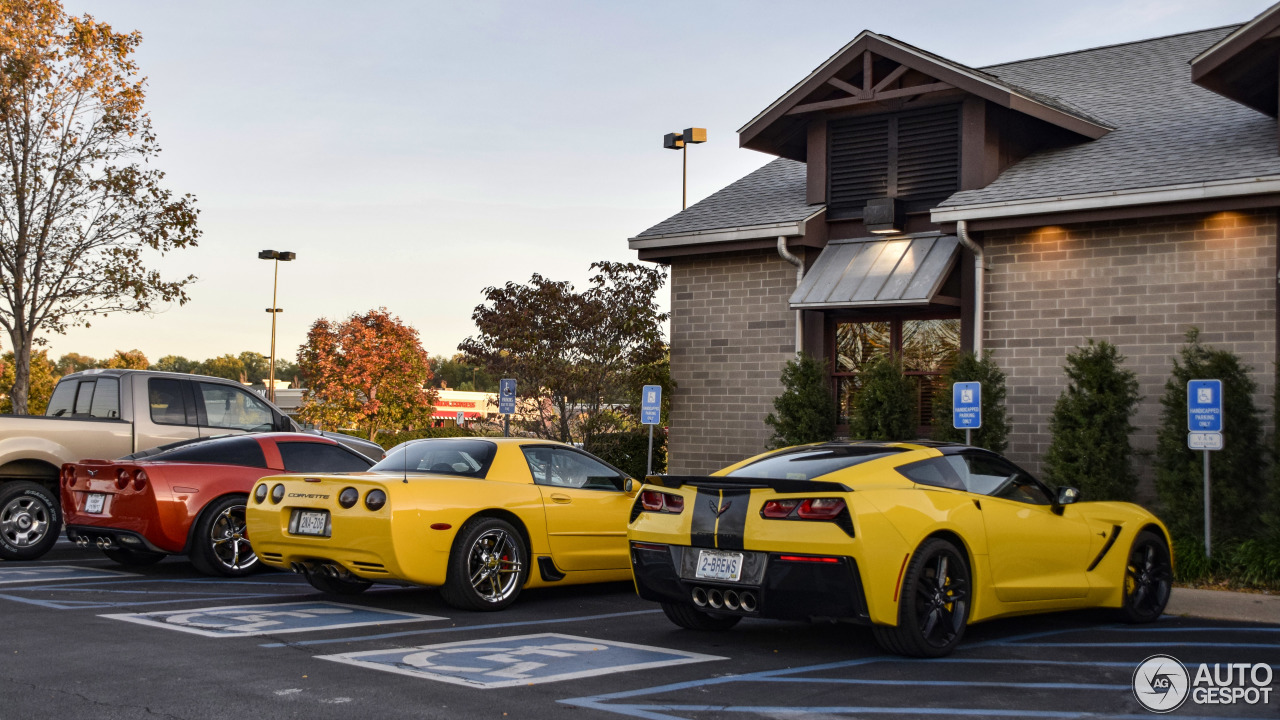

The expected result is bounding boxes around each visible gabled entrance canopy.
[740,32,1113,162]
[1192,1,1280,116]
[789,233,960,309]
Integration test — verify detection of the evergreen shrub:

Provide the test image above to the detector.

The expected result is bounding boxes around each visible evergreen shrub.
[848,355,916,441]
[764,352,836,449]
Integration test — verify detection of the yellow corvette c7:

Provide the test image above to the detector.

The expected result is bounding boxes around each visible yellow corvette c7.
[628,441,1174,657]
[245,438,636,611]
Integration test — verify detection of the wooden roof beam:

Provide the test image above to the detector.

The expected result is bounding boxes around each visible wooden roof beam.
[785,81,954,115]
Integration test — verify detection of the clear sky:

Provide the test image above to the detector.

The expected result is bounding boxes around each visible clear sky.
[40,0,1265,365]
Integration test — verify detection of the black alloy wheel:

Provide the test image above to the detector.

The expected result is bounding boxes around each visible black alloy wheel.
[873,538,971,658]
[189,495,258,577]
[1120,530,1173,623]
[0,481,60,561]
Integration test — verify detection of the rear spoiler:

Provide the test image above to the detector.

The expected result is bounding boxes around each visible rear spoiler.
[644,475,851,494]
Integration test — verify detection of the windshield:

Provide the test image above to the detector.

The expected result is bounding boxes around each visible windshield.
[371,439,498,479]
[726,445,905,481]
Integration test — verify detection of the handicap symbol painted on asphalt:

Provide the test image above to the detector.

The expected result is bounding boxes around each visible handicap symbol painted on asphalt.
[101,601,443,637]
[0,565,136,585]
[318,633,724,688]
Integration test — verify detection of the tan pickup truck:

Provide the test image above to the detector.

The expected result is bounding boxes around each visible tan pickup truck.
[0,369,383,561]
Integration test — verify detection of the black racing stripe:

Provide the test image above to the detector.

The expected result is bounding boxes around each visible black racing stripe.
[713,488,751,550]
[690,487,720,549]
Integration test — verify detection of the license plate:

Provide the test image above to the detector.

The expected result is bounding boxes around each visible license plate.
[85,493,105,514]
[293,510,329,537]
[695,550,743,582]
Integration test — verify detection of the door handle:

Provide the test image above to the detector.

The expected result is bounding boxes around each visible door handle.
[550,493,571,504]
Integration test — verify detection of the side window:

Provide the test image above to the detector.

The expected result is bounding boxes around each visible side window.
[278,442,375,473]
[521,447,623,491]
[896,457,965,491]
[198,383,275,431]
[88,378,120,419]
[73,381,96,416]
[948,453,1050,505]
[46,380,78,417]
[148,378,189,426]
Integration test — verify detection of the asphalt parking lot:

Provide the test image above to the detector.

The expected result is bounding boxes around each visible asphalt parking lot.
[2,542,1277,720]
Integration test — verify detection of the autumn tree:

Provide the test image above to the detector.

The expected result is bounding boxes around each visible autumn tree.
[296,308,436,442]
[55,352,96,374]
[238,351,270,384]
[460,262,668,446]
[1,348,55,412]
[0,0,200,414]
[103,348,147,369]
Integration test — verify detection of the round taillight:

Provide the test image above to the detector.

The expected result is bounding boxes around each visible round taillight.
[116,468,131,489]
[338,487,359,509]
[64,466,76,487]
[270,483,285,504]
[365,489,386,511]
[254,484,268,503]
[133,469,148,491]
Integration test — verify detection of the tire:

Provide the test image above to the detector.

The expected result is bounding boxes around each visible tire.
[661,601,742,631]
[439,517,528,611]
[188,495,258,577]
[305,570,373,595]
[1119,530,1172,623]
[873,538,971,658]
[0,481,61,561]
[102,547,166,567]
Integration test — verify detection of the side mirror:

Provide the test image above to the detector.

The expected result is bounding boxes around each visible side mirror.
[1057,486,1080,506]
[624,478,640,498]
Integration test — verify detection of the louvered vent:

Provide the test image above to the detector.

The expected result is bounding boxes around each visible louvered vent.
[828,115,889,212]
[826,104,960,216]
[897,105,960,202]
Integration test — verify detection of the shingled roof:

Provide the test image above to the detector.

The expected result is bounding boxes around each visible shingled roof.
[635,23,1276,240]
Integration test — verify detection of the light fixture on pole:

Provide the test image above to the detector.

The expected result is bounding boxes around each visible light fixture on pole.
[663,127,706,210]
[258,249,296,403]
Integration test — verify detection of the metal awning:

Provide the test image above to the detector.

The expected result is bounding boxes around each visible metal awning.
[789,234,960,309]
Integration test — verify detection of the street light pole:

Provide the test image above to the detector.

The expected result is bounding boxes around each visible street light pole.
[664,127,706,210]
[258,250,296,403]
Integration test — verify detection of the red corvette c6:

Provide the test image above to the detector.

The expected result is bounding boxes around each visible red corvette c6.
[61,433,375,576]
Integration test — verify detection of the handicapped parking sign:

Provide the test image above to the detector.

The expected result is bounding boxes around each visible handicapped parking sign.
[953,382,981,429]
[1187,379,1222,432]
[641,385,662,425]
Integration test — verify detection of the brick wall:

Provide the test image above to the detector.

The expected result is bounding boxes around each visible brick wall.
[984,210,1276,497]
[668,249,798,474]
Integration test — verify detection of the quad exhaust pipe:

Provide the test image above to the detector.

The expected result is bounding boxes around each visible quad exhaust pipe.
[690,586,757,613]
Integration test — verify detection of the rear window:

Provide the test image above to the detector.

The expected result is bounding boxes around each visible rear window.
[145,436,268,468]
[372,440,498,479]
[725,445,905,481]
[278,442,375,473]
[45,378,120,419]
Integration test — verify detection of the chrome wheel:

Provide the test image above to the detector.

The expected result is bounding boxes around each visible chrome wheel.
[467,528,522,604]
[1,494,50,549]
[209,504,257,572]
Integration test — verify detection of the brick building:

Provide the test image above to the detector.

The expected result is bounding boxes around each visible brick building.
[630,7,1280,482]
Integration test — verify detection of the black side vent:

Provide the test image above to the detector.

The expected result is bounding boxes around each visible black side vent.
[629,495,644,523]
[897,105,960,203]
[828,115,889,213]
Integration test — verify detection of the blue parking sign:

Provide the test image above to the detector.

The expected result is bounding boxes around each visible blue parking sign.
[498,378,516,415]
[641,385,662,425]
[953,382,981,429]
[1187,379,1222,432]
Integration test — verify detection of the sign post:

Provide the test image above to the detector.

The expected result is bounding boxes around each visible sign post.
[498,379,516,438]
[952,382,982,446]
[1187,379,1223,557]
[641,385,662,477]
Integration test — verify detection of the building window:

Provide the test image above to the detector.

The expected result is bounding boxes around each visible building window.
[833,316,961,432]
[827,104,960,219]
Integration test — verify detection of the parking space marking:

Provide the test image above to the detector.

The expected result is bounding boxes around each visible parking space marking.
[0,565,136,585]
[0,575,319,610]
[318,633,724,689]
[102,601,443,637]
[259,608,663,648]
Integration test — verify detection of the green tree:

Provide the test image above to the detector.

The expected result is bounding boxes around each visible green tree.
[201,354,245,382]
[55,352,97,375]
[848,355,916,441]
[153,355,198,374]
[1155,329,1265,546]
[1043,340,1141,500]
[931,352,1010,453]
[764,352,835,448]
[429,353,497,392]
[103,349,149,369]
[0,0,200,414]
[238,351,270,384]
[1,349,56,413]
[273,358,300,386]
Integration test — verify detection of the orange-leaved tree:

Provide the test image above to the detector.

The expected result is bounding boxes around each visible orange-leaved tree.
[0,0,200,414]
[296,309,436,443]
[103,349,148,369]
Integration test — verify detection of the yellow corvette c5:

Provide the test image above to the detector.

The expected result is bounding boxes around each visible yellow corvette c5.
[628,441,1174,657]
[245,438,636,611]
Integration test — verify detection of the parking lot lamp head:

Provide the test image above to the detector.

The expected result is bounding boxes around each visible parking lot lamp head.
[663,128,707,210]
[259,250,296,403]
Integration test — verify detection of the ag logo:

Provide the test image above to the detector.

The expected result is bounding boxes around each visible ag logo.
[1133,654,1189,713]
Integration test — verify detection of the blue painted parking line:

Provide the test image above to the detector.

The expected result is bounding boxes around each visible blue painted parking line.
[102,601,443,637]
[0,575,319,610]
[0,565,135,584]
[318,633,723,689]
[258,608,663,648]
